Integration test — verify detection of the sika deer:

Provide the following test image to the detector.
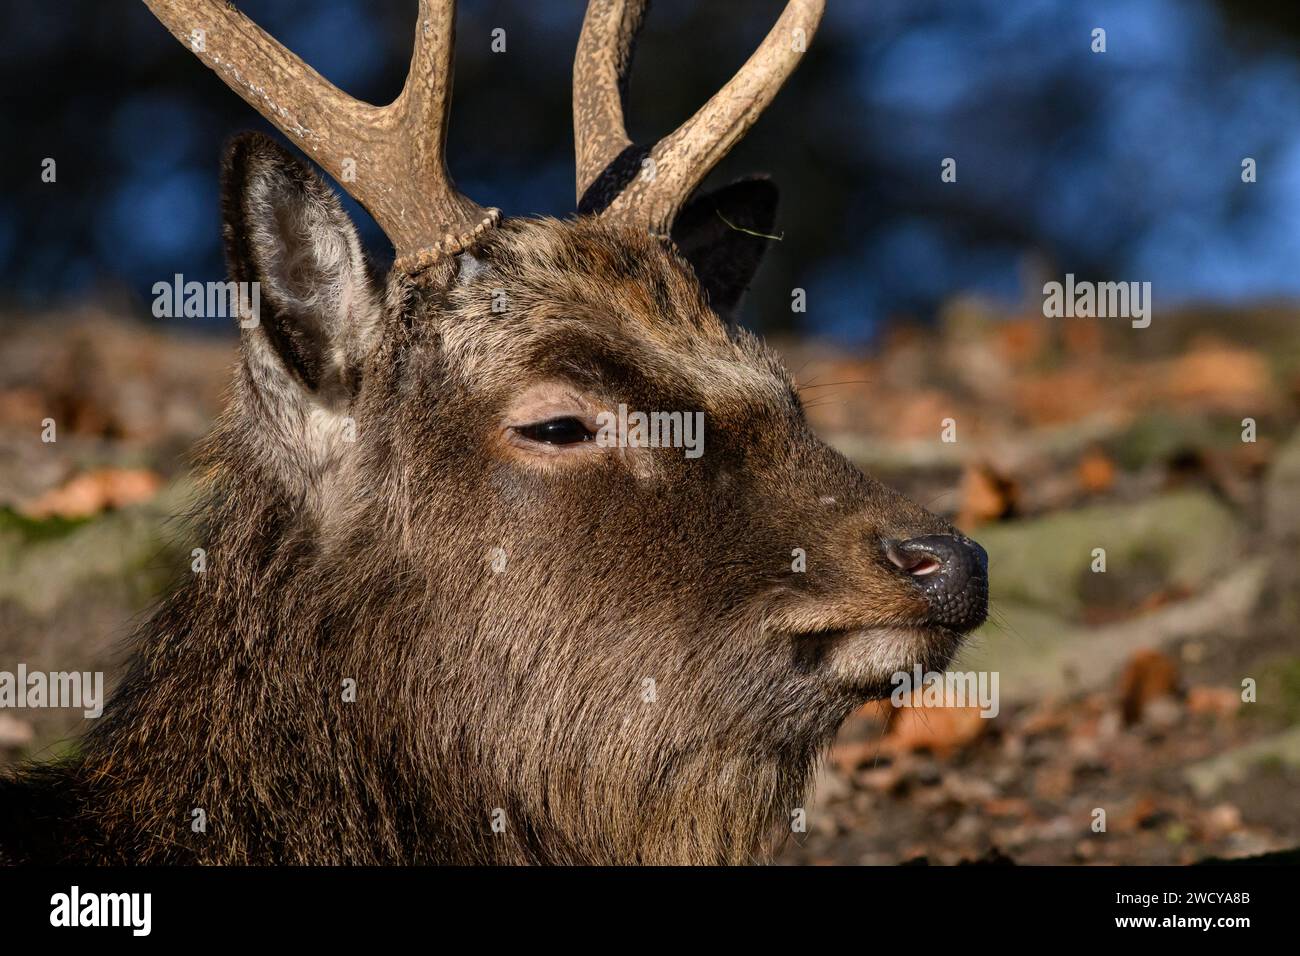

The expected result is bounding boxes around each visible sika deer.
[0,0,987,864]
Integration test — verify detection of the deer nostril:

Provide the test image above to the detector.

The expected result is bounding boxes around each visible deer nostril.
[884,534,990,632]
[887,535,986,577]
[885,542,942,576]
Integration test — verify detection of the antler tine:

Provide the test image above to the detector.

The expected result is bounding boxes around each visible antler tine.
[574,0,825,237]
[143,0,498,266]
[573,0,647,205]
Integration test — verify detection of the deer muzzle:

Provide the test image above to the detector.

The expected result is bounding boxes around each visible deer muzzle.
[885,534,989,633]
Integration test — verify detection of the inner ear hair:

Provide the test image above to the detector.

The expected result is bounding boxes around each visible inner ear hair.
[221,133,379,404]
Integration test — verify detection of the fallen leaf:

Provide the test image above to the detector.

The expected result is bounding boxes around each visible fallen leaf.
[1164,341,1274,412]
[882,694,988,757]
[1201,803,1243,838]
[982,797,1033,819]
[995,318,1047,367]
[1011,368,1114,426]
[1186,686,1241,719]
[1076,446,1116,493]
[957,463,1018,529]
[1061,317,1104,357]
[1118,649,1181,726]
[19,468,162,519]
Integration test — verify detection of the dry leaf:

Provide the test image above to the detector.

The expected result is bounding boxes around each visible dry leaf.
[1118,649,1180,726]
[882,695,988,757]
[19,468,162,519]
[1076,446,1116,493]
[957,463,1017,528]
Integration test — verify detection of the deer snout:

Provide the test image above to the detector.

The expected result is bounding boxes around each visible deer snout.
[885,534,989,632]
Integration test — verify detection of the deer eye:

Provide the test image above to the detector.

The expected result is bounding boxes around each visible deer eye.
[514,417,595,446]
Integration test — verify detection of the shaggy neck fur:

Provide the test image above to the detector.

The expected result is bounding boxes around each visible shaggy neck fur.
[4,382,848,865]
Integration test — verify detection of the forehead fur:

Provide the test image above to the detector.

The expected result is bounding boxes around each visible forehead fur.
[419,216,792,407]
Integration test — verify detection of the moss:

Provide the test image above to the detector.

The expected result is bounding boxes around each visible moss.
[0,484,196,618]
[1109,413,1251,472]
[1248,657,1300,726]
[0,507,92,544]
[975,490,1239,619]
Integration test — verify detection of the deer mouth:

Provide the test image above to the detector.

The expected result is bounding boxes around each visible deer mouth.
[795,625,968,698]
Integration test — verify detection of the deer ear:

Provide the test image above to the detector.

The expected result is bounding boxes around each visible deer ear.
[220,133,379,406]
[670,177,779,321]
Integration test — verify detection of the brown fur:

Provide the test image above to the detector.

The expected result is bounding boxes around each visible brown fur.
[0,138,975,865]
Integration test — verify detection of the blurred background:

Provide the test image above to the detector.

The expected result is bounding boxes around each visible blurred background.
[1,0,1298,864]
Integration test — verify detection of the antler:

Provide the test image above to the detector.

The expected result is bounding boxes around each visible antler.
[574,0,825,237]
[142,0,499,267]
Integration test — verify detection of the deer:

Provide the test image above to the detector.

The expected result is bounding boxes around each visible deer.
[0,0,988,865]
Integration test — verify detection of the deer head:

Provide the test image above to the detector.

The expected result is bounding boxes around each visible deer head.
[102,0,990,864]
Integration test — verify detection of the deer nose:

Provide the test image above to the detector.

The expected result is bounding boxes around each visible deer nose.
[885,534,989,632]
